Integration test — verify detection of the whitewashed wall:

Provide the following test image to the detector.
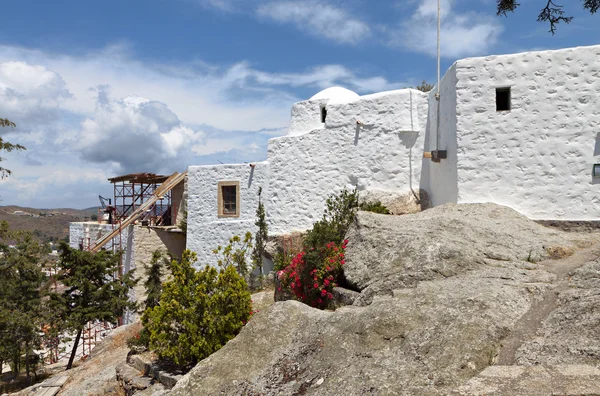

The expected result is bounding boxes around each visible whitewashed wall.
[268,89,427,234]
[420,63,459,207]
[454,45,600,220]
[186,162,269,265]
[69,222,129,251]
[288,100,324,136]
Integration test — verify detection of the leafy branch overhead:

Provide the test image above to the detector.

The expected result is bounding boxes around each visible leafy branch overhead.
[497,0,600,33]
[0,118,26,179]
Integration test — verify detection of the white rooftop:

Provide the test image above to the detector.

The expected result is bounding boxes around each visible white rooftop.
[309,86,360,105]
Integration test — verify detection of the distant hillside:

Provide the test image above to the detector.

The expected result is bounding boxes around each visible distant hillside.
[0,205,99,244]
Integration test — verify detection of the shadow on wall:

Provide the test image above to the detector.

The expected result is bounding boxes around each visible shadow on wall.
[418,88,458,206]
[248,166,254,188]
[592,133,600,185]
[153,229,186,260]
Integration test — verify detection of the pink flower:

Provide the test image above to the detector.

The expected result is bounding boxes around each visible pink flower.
[341,260,345,265]
[321,289,327,297]
[314,283,319,289]
[344,239,349,245]
[324,279,330,286]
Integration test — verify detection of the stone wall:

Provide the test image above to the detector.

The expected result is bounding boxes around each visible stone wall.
[128,226,185,320]
[186,162,269,265]
[267,89,427,235]
[186,89,428,266]
[454,44,600,220]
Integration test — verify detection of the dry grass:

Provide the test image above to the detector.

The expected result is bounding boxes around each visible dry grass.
[546,246,575,260]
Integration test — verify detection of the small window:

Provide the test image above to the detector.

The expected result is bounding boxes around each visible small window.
[496,87,511,111]
[218,181,240,217]
[321,106,327,123]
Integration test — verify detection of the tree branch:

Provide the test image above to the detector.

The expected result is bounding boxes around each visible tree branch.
[538,0,573,34]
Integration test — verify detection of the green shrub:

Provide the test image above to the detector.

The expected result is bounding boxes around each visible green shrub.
[303,188,358,249]
[212,233,253,278]
[143,250,251,368]
[127,327,150,350]
[278,188,358,309]
[178,210,187,235]
[359,200,390,214]
[273,249,294,271]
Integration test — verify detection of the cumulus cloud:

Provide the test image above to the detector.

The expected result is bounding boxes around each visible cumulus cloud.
[0,61,71,126]
[77,87,206,173]
[257,1,370,44]
[388,0,503,58]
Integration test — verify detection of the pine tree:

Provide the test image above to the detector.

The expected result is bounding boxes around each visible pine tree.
[0,223,46,383]
[144,250,168,310]
[52,242,137,370]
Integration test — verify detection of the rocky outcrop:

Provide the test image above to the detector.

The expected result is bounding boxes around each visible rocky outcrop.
[359,189,430,215]
[168,203,600,396]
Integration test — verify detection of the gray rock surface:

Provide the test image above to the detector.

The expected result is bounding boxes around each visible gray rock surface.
[344,203,587,305]
[169,203,600,395]
[452,365,600,395]
[359,188,430,215]
[514,258,600,366]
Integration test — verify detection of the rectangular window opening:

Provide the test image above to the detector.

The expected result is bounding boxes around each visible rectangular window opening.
[218,181,240,217]
[496,87,511,111]
[321,106,327,123]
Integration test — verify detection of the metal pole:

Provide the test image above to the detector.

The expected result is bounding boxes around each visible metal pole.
[436,0,441,151]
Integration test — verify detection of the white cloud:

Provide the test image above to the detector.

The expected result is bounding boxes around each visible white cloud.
[0,44,408,208]
[257,1,370,44]
[0,61,71,125]
[229,63,405,93]
[77,88,208,173]
[388,0,503,58]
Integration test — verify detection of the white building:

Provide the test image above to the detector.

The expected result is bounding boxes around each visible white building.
[186,87,428,266]
[187,44,600,266]
[421,45,600,219]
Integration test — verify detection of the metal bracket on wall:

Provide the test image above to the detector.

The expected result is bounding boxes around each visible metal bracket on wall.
[423,150,447,163]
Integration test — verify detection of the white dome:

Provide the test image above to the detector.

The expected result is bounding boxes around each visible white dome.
[309,86,359,105]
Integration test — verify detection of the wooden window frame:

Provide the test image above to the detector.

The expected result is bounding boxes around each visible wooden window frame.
[217,181,240,218]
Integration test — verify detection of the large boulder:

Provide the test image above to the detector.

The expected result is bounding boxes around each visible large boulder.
[344,203,583,305]
[168,203,599,396]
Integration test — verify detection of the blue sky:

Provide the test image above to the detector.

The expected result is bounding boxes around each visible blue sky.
[0,0,598,208]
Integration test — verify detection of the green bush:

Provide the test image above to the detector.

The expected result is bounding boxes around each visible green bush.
[303,188,359,249]
[143,250,252,368]
[212,232,253,278]
[359,200,390,214]
[277,188,359,309]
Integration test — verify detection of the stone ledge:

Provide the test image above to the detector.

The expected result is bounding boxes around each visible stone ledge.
[127,354,183,389]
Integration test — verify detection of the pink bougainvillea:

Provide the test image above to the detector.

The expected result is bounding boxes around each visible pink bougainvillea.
[277,241,347,309]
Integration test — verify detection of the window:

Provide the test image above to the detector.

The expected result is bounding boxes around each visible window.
[321,106,327,123]
[217,181,240,217]
[496,87,511,111]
